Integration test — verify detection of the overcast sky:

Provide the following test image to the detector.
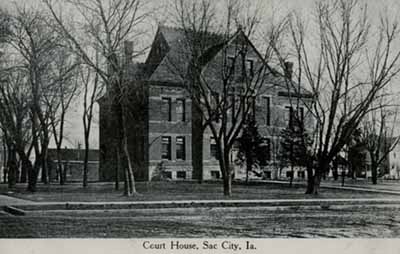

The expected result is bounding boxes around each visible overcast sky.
[1,0,400,148]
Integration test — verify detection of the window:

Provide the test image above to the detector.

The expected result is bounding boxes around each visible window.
[176,99,185,122]
[263,97,270,126]
[264,171,272,179]
[163,171,172,179]
[299,107,304,124]
[176,136,186,160]
[285,106,294,127]
[245,59,254,77]
[177,171,186,179]
[210,137,219,160]
[161,136,171,160]
[161,98,172,121]
[211,171,220,179]
[286,171,293,178]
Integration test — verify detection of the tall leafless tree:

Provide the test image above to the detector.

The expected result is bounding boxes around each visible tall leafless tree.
[45,46,79,185]
[266,0,400,194]
[43,0,152,196]
[0,66,33,187]
[361,95,400,184]
[170,0,270,195]
[80,63,103,188]
[7,6,63,191]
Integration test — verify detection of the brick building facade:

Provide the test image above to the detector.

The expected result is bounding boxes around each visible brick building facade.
[99,26,313,182]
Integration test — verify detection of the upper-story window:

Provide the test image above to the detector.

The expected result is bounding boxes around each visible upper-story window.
[263,97,270,126]
[176,136,186,160]
[176,99,185,122]
[161,97,172,122]
[210,137,219,160]
[161,136,171,160]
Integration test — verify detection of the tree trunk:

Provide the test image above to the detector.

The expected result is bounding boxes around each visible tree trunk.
[371,162,378,185]
[123,159,129,196]
[82,135,89,188]
[311,172,321,195]
[27,161,39,192]
[122,115,136,196]
[20,161,28,183]
[306,162,326,195]
[289,164,294,187]
[56,146,65,185]
[7,147,17,189]
[18,150,29,184]
[332,168,338,181]
[305,164,314,194]
[20,154,33,189]
[246,157,251,183]
[41,142,49,184]
[58,163,64,185]
[2,166,6,184]
[2,141,7,183]
[223,171,232,196]
[220,150,232,196]
[115,147,120,190]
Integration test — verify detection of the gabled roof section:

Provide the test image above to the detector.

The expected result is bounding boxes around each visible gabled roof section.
[143,26,313,98]
[145,25,226,83]
[143,27,170,79]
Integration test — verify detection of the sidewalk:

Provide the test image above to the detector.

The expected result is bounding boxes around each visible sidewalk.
[0,193,35,206]
[265,180,400,195]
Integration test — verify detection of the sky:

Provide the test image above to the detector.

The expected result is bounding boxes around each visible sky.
[1,0,400,148]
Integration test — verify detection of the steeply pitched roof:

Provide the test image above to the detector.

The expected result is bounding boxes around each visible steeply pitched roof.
[142,25,313,98]
[145,26,226,83]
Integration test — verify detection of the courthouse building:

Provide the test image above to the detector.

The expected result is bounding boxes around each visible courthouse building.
[99,26,313,182]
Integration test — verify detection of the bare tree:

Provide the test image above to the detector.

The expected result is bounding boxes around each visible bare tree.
[7,6,63,191]
[266,0,400,194]
[362,96,400,184]
[80,64,103,188]
[170,0,270,195]
[0,66,33,188]
[43,0,151,196]
[45,46,79,185]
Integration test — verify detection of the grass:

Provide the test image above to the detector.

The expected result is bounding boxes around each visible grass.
[2,181,400,238]
[1,180,400,203]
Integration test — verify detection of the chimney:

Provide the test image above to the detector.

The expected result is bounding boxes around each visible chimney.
[124,40,133,64]
[284,61,293,79]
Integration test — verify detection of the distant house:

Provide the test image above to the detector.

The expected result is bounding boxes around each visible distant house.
[47,148,99,182]
[98,26,314,182]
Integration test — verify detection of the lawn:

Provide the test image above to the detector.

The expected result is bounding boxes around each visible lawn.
[1,180,400,202]
[2,181,400,238]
